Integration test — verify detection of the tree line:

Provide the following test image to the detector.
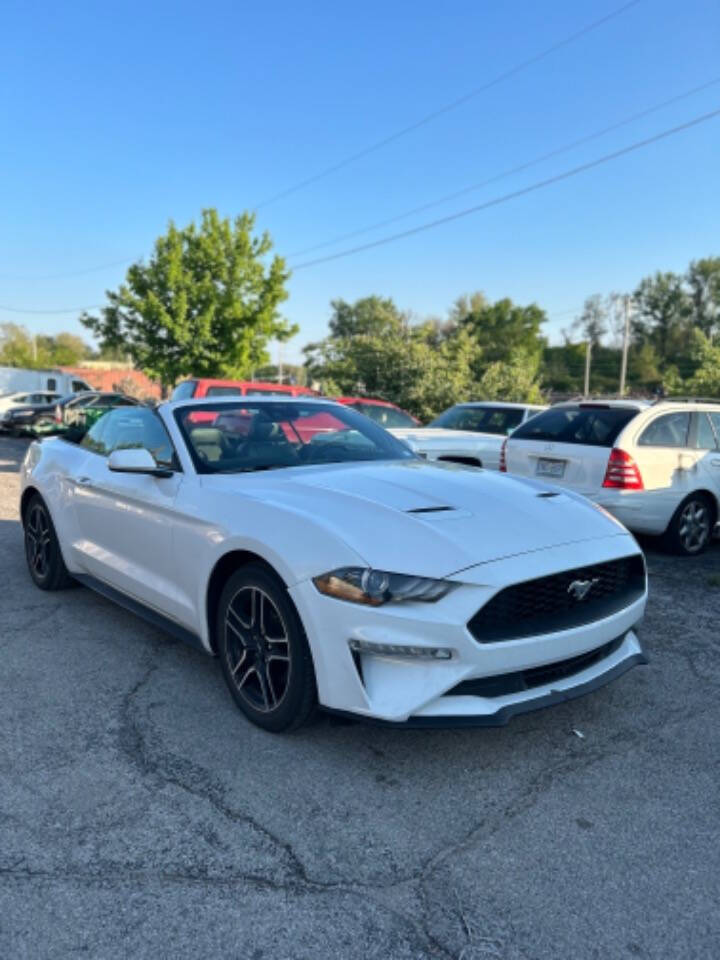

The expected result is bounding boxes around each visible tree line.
[2,208,718,420]
[305,256,720,419]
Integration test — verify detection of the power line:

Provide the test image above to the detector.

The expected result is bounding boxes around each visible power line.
[0,257,135,282]
[289,75,720,259]
[253,0,643,211]
[0,303,103,315]
[292,106,720,270]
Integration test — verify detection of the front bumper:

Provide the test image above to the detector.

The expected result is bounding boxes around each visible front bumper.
[290,535,647,724]
[324,630,646,727]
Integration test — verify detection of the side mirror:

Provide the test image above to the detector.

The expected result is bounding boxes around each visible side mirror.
[108,448,173,477]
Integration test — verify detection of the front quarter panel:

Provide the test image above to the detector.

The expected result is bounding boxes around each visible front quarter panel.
[170,478,368,650]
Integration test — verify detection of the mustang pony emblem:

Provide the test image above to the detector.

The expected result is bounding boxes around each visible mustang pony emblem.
[567,578,600,601]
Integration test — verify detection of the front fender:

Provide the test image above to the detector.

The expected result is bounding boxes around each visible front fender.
[170,484,367,649]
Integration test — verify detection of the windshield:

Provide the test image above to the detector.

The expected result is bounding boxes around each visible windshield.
[351,402,417,428]
[511,405,639,447]
[174,401,417,473]
[430,405,525,435]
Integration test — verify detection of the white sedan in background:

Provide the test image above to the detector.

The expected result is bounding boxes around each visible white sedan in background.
[391,401,546,470]
[21,397,646,731]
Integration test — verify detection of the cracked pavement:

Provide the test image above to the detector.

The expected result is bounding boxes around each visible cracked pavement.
[1,434,719,959]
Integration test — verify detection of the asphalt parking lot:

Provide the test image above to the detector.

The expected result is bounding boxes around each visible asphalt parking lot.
[1,434,719,960]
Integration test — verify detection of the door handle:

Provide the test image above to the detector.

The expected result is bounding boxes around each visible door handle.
[76,476,93,486]
[711,458,720,467]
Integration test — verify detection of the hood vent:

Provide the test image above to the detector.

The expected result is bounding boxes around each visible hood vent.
[536,491,560,498]
[406,505,456,514]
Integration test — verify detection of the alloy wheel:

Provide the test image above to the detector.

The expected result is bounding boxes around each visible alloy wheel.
[678,500,710,554]
[25,504,52,579]
[224,586,291,712]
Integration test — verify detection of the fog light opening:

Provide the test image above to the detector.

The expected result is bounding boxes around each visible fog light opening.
[348,639,453,660]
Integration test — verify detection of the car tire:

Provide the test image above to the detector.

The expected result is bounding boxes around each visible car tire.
[217,562,317,732]
[663,493,716,556]
[23,494,75,589]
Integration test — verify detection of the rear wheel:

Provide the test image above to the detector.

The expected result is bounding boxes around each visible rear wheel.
[23,494,75,589]
[217,562,316,732]
[664,493,715,556]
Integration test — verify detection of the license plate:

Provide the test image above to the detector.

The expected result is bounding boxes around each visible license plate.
[536,457,566,479]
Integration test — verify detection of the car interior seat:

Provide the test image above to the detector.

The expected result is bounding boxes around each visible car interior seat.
[190,427,229,463]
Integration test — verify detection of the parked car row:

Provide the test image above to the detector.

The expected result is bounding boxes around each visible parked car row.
[10,370,720,558]
[170,378,420,427]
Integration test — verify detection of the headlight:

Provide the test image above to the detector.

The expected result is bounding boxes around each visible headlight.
[313,567,452,606]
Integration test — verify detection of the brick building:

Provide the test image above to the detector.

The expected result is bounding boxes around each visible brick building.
[59,364,162,400]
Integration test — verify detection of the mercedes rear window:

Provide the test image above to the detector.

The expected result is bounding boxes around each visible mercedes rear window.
[511,405,639,447]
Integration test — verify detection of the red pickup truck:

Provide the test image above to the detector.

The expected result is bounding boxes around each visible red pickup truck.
[170,378,317,401]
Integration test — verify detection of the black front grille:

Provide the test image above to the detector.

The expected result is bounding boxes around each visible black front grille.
[468,554,645,643]
[448,635,625,698]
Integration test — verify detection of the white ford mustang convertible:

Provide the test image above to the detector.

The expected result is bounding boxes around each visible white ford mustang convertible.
[20,397,648,732]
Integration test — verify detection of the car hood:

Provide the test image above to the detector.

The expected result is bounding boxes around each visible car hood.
[200,459,628,578]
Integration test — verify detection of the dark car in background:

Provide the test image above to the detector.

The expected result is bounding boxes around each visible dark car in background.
[0,392,62,433]
[29,391,143,439]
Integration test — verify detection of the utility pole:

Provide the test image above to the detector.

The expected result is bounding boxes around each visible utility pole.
[583,340,592,398]
[619,295,631,396]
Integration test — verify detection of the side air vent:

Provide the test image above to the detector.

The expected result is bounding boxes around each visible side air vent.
[406,506,456,514]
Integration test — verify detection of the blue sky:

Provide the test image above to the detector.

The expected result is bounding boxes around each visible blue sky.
[1,0,719,363]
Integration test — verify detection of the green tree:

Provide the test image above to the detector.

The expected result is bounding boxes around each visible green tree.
[36,332,90,366]
[81,209,292,394]
[686,257,720,339]
[324,295,406,339]
[0,324,92,368]
[304,297,481,420]
[633,271,691,362]
[573,294,608,346]
[304,296,409,394]
[0,323,37,367]
[477,351,544,403]
[456,296,546,375]
[687,329,720,396]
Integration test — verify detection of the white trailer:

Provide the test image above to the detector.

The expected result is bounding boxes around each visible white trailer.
[0,366,92,396]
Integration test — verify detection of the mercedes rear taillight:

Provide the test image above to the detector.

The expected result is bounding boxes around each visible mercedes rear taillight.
[602,448,643,490]
[499,439,507,473]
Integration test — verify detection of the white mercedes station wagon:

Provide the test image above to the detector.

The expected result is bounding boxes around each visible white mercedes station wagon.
[20,397,648,732]
[503,400,720,556]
